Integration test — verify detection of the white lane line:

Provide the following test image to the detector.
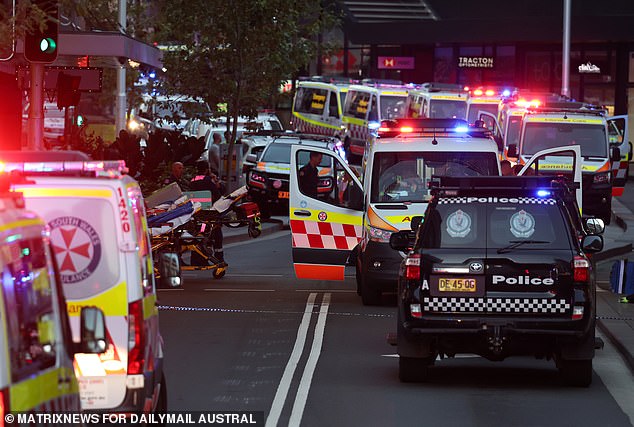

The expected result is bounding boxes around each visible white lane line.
[593,331,634,425]
[266,293,317,427]
[289,293,331,427]
[203,289,275,292]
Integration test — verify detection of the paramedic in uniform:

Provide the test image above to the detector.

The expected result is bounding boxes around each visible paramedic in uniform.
[298,151,322,198]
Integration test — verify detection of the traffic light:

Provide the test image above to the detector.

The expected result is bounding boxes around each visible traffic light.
[57,72,81,109]
[24,0,58,63]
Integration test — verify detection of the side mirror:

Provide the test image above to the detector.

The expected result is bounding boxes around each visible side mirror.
[389,230,414,252]
[610,146,621,162]
[346,183,364,211]
[581,235,604,253]
[584,217,605,235]
[411,215,423,232]
[245,153,258,163]
[78,306,107,354]
[506,144,518,158]
[157,252,182,288]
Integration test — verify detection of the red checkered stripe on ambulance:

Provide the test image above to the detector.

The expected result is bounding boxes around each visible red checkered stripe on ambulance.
[291,219,362,250]
[294,116,337,136]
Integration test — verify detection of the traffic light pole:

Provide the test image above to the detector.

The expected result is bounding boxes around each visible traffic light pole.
[27,63,44,150]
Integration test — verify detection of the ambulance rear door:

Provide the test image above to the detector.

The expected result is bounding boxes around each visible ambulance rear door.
[607,115,629,195]
[290,145,364,280]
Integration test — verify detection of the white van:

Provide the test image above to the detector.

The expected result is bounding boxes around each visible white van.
[289,118,501,305]
[291,80,351,137]
[0,183,107,413]
[3,157,167,414]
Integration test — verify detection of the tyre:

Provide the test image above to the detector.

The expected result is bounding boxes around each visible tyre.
[355,262,362,296]
[399,356,430,383]
[155,373,167,413]
[559,359,592,387]
[360,273,381,306]
[248,224,261,238]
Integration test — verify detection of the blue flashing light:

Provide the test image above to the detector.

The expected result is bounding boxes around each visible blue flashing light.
[536,190,551,197]
[502,89,511,97]
[368,121,381,130]
[149,72,156,79]
[454,126,468,133]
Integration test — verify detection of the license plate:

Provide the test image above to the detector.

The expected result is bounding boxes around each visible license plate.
[278,191,289,199]
[439,278,477,292]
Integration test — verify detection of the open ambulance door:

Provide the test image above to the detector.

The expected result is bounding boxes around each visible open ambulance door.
[478,111,504,152]
[607,115,629,195]
[290,145,364,281]
[518,145,583,214]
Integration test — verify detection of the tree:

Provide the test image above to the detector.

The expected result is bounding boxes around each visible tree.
[155,0,341,177]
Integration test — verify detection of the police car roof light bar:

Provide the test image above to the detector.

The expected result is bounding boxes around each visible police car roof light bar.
[428,176,575,193]
[378,118,492,138]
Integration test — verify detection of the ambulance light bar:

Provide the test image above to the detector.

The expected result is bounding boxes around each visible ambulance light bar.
[0,160,128,177]
[378,118,489,138]
[428,175,577,193]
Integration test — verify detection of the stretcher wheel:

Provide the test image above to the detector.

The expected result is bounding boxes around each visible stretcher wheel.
[213,267,226,279]
[248,225,261,238]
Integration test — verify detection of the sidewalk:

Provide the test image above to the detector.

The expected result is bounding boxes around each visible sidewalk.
[595,196,634,374]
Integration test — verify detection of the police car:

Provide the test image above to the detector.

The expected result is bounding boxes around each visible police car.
[287,118,501,305]
[246,133,346,218]
[389,173,603,386]
[0,177,107,414]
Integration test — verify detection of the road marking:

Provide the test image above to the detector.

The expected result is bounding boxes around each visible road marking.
[289,293,331,426]
[203,289,276,292]
[594,331,634,425]
[266,293,316,427]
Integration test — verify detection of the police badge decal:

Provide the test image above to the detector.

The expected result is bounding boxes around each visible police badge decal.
[510,209,535,238]
[446,209,471,238]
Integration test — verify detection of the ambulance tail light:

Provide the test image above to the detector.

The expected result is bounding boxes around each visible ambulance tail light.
[404,254,421,280]
[127,300,145,375]
[573,256,590,283]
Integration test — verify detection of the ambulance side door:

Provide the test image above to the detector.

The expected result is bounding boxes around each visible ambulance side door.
[607,115,629,195]
[518,145,582,212]
[290,145,364,280]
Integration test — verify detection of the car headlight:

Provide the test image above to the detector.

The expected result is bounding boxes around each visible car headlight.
[367,224,393,243]
[593,172,611,184]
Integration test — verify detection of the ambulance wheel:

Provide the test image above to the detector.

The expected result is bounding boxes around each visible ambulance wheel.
[213,268,226,279]
[559,359,592,387]
[155,373,167,413]
[399,356,431,383]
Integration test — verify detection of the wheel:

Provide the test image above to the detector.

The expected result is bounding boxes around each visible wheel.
[399,356,431,383]
[360,273,382,306]
[213,267,226,279]
[355,262,362,296]
[248,224,261,238]
[559,359,592,387]
[155,373,167,413]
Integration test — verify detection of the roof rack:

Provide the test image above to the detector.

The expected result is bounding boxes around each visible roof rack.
[428,175,578,194]
[299,76,359,85]
[527,105,605,116]
[360,78,405,87]
[420,82,465,92]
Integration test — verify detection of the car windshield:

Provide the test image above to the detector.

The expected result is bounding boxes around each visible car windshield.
[429,99,467,119]
[506,116,522,146]
[522,123,607,158]
[380,95,408,120]
[261,143,292,163]
[420,200,570,250]
[467,103,498,124]
[370,151,499,203]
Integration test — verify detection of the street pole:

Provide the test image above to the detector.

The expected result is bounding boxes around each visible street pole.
[561,0,571,98]
[27,63,44,150]
[115,0,127,134]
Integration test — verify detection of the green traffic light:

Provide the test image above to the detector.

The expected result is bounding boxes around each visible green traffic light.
[39,37,57,54]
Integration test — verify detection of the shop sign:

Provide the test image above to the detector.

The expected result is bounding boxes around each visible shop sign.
[578,62,601,73]
[378,56,415,70]
[458,56,494,68]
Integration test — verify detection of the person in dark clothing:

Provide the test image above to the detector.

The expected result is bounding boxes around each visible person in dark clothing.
[164,161,190,191]
[190,161,226,264]
[298,151,322,198]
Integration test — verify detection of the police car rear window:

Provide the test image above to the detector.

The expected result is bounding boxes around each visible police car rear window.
[422,197,570,250]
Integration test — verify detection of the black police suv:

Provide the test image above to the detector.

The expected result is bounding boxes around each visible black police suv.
[390,176,604,386]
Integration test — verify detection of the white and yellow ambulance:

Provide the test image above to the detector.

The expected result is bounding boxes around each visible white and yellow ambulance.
[406,82,468,120]
[0,179,106,415]
[1,158,167,414]
[291,79,351,138]
[289,118,501,305]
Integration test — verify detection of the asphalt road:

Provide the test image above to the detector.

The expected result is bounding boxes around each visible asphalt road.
[157,229,634,427]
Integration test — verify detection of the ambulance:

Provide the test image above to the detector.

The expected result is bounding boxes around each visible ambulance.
[288,118,501,305]
[1,157,167,414]
[505,102,625,223]
[406,82,468,120]
[466,86,511,124]
[342,82,410,164]
[0,177,106,414]
[291,79,351,138]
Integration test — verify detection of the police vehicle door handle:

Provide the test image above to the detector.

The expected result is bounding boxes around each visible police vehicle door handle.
[294,210,311,217]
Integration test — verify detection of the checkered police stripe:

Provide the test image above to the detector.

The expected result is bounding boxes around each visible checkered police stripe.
[291,219,362,250]
[437,197,557,205]
[423,297,570,314]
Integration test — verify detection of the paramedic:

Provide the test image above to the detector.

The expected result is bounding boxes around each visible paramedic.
[299,151,322,198]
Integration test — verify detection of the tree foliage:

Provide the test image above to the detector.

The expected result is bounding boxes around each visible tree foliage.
[155,0,341,146]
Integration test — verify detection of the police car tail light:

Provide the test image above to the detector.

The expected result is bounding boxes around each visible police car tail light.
[573,256,590,283]
[404,254,421,280]
[127,300,146,375]
[410,304,422,318]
